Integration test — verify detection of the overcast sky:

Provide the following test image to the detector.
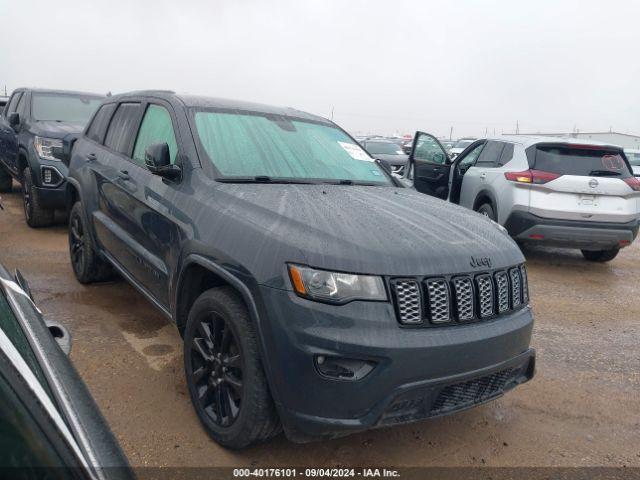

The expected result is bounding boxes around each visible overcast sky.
[1,0,638,138]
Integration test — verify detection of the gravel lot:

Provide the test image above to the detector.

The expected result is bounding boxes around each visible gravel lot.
[0,185,638,468]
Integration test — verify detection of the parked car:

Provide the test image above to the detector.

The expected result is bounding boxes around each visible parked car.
[402,132,640,262]
[449,138,476,159]
[61,91,534,448]
[624,148,640,176]
[0,257,131,477]
[362,139,409,175]
[440,140,456,152]
[0,88,104,227]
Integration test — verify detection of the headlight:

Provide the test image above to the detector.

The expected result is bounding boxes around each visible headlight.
[288,264,387,303]
[34,136,63,161]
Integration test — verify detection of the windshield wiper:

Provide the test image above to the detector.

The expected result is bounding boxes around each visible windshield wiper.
[217,176,319,184]
[588,170,622,177]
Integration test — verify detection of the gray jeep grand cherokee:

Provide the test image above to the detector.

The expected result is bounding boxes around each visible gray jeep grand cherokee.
[63,91,535,448]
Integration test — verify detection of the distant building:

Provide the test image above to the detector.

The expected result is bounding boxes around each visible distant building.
[512,131,640,150]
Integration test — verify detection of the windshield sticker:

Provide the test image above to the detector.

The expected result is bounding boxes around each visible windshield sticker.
[338,142,373,162]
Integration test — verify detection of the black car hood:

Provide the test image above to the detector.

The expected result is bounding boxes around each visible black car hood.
[207,184,523,287]
[374,153,408,166]
[29,120,85,138]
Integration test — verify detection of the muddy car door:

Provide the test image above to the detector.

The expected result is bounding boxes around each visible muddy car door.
[0,264,132,478]
[408,131,451,199]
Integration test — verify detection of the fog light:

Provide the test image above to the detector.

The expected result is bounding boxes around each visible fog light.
[314,355,376,381]
[43,169,52,184]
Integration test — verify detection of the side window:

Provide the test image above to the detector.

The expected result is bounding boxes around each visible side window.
[15,94,27,117]
[458,143,484,167]
[498,143,515,166]
[104,103,142,155]
[132,105,178,165]
[5,93,22,116]
[476,141,505,168]
[413,133,447,165]
[86,103,116,144]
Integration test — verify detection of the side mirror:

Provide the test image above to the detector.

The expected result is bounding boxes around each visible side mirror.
[52,133,79,166]
[45,319,72,355]
[8,112,20,130]
[376,158,392,174]
[145,142,181,181]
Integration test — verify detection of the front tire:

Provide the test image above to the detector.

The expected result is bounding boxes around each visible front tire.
[581,248,620,262]
[477,203,496,221]
[184,287,281,449]
[22,167,54,227]
[68,201,114,283]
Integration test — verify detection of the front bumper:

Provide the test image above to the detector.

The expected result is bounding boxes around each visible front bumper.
[505,211,640,250]
[34,183,67,210]
[257,286,535,442]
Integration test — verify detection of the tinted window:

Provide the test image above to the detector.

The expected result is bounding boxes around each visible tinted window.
[498,143,514,166]
[5,93,22,116]
[413,134,447,164]
[476,141,505,167]
[86,103,116,144]
[533,146,632,178]
[132,105,178,165]
[15,94,27,117]
[194,111,390,184]
[104,103,142,155]
[31,93,103,124]
[365,142,405,155]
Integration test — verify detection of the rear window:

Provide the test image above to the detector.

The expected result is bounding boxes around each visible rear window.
[531,146,632,179]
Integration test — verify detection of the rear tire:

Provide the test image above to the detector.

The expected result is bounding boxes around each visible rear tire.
[477,203,496,221]
[581,248,620,262]
[22,167,54,227]
[68,201,114,283]
[0,165,12,192]
[184,287,281,449]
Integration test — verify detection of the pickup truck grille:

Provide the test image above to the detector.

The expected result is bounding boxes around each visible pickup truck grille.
[390,264,529,326]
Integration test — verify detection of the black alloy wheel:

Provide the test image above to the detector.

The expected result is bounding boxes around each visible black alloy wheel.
[187,313,244,427]
[69,213,85,275]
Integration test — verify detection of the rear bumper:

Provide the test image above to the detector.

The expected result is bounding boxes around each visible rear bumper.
[504,211,639,249]
[256,286,535,442]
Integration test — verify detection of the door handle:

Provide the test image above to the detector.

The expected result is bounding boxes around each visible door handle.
[117,170,130,181]
[480,173,487,180]
[86,153,96,161]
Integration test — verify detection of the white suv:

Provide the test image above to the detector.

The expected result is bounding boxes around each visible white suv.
[401,132,640,262]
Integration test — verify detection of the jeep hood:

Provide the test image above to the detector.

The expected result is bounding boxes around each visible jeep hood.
[29,120,85,138]
[207,184,524,286]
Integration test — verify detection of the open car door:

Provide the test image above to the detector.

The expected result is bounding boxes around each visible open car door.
[407,131,451,199]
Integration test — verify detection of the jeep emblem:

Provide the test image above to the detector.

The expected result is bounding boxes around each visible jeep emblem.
[470,256,492,269]
[588,178,599,188]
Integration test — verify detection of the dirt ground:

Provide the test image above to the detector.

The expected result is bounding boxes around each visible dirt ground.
[0,185,638,468]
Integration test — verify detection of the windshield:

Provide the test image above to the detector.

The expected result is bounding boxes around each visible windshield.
[366,142,405,155]
[454,139,474,149]
[194,110,391,185]
[31,93,103,124]
[625,152,640,166]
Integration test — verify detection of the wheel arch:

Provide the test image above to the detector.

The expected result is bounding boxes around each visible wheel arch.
[473,190,498,219]
[174,255,282,405]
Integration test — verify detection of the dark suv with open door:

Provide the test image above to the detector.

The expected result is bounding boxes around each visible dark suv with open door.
[62,91,535,448]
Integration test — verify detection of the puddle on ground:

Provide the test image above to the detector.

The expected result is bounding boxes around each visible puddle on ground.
[121,323,181,371]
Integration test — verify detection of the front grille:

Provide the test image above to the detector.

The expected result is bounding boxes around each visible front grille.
[391,280,422,324]
[391,264,529,326]
[430,368,515,415]
[476,274,494,318]
[426,279,451,323]
[510,268,522,308]
[452,277,474,321]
